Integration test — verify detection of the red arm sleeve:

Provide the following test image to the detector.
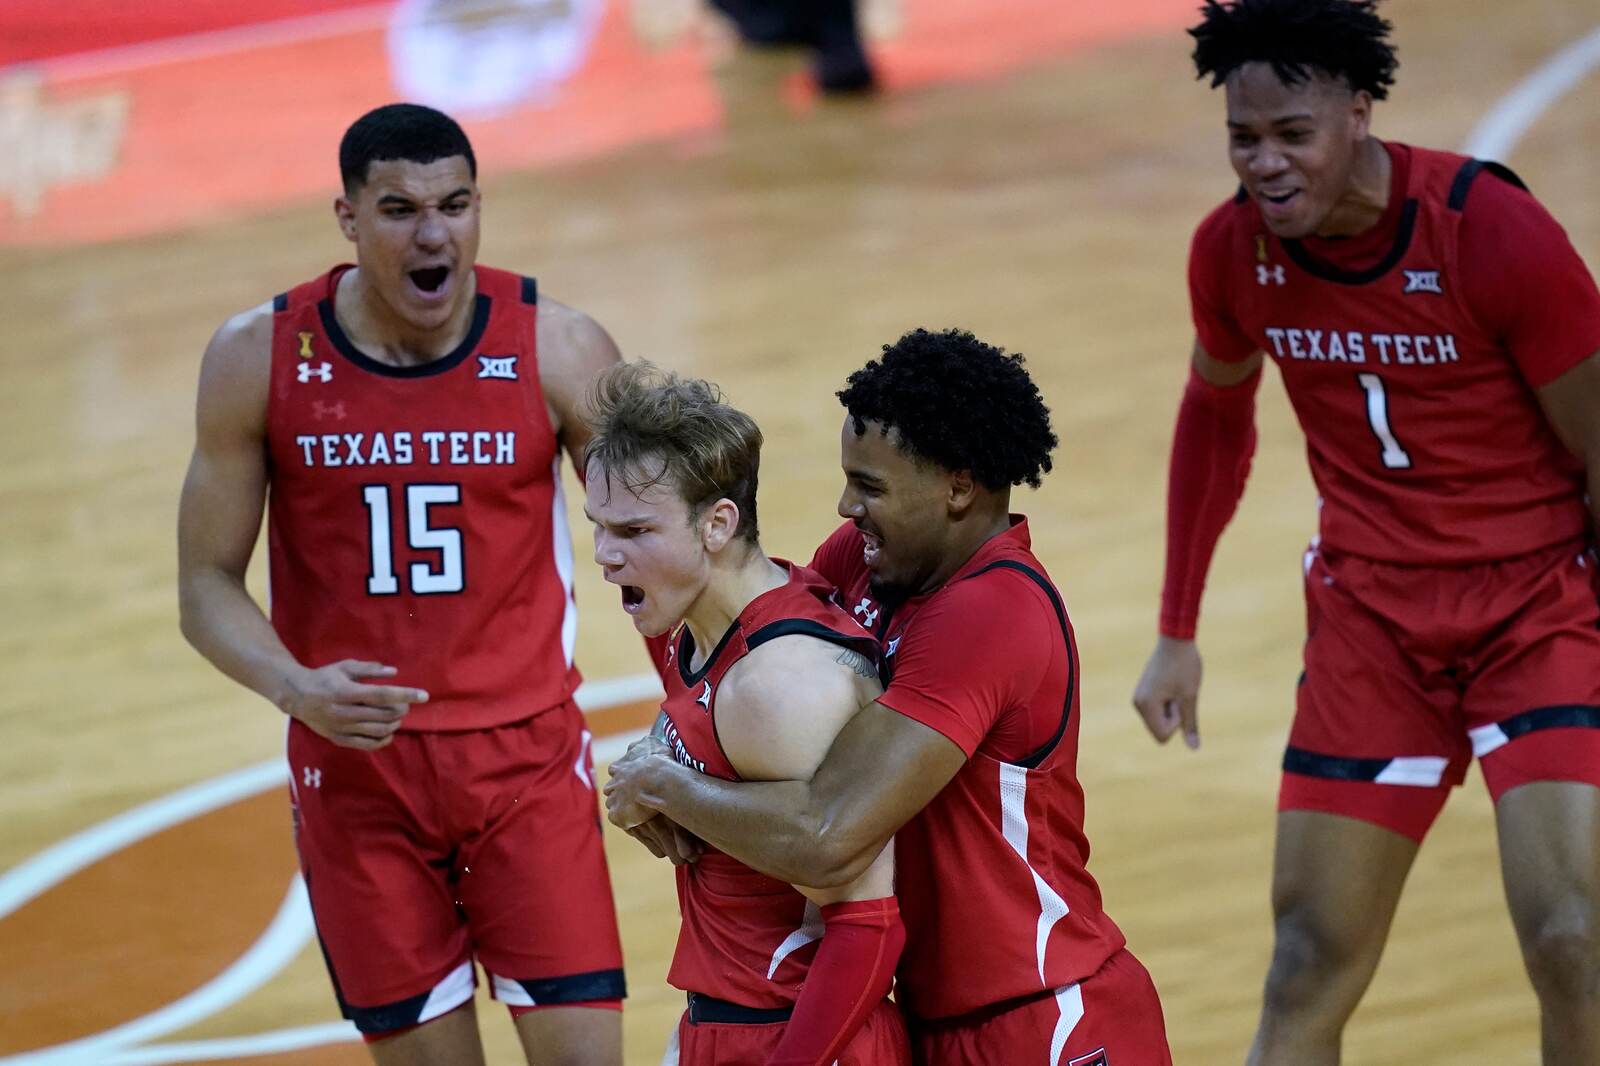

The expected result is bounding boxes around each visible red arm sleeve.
[1457,174,1600,387]
[1158,368,1260,640]
[766,897,905,1066]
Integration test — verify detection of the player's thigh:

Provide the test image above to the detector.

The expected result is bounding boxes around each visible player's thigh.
[289,722,473,1023]
[1268,810,1419,966]
[1466,544,1600,802]
[1282,550,1467,841]
[368,1001,485,1066]
[512,1005,621,1066]
[1494,780,1600,946]
[454,702,625,996]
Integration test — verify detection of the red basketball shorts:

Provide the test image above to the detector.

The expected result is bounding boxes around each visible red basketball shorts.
[904,948,1171,1066]
[663,994,910,1065]
[288,697,624,1033]
[1282,541,1600,841]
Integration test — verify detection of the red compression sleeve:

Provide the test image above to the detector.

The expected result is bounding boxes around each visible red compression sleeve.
[766,897,905,1066]
[1160,368,1260,639]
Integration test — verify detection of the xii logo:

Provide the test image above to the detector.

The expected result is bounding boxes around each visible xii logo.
[1402,269,1443,294]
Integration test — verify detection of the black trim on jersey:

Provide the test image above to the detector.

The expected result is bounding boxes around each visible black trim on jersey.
[745,618,880,663]
[1280,199,1418,286]
[1447,158,1528,211]
[521,275,538,305]
[272,291,288,313]
[964,560,1076,770]
[1497,704,1600,742]
[677,618,745,688]
[687,992,793,1025]
[1233,184,1249,204]
[1282,747,1392,782]
[316,293,491,378]
[506,967,626,1005]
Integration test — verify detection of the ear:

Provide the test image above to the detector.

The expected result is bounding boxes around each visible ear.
[946,470,978,516]
[1349,89,1373,141]
[334,195,358,243]
[701,498,742,554]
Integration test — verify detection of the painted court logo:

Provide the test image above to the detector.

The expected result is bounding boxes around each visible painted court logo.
[1403,269,1443,294]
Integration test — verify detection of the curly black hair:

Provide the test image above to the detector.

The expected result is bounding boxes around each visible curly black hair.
[837,328,1057,491]
[1190,0,1398,100]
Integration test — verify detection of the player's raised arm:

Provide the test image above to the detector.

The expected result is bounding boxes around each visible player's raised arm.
[177,306,425,750]
[1130,338,1263,750]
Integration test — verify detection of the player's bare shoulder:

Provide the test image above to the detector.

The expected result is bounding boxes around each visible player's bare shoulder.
[196,299,276,435]
[716,634,882,783]
[534,295,623,430]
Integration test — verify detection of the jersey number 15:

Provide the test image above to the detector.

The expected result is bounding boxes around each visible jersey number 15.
[362,484,464,595]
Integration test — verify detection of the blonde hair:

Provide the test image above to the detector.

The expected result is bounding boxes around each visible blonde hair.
[583,362,763,543]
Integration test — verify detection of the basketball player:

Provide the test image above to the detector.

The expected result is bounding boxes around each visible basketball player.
[1129,3,1600,1062]
[608,329,1171,1064]
[583,361,908,1066]
[178,103,626,1065]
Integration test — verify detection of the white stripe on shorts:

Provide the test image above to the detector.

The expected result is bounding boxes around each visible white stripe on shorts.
[1048,981,1085,1065]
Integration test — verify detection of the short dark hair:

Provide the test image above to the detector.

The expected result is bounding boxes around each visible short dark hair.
[338,103,477,192]
[838,328,1057,491]
[1190,0,1398,100]
[584,362,764,544]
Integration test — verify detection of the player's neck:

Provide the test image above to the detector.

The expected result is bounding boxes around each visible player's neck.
[335,266,479,366]
[681,550,788,670]
[1313,137,1392,239]
[916,498,1013,596]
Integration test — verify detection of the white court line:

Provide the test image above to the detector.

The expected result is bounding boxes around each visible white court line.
[95,1024,360,1066]
[1463,26,1600,159]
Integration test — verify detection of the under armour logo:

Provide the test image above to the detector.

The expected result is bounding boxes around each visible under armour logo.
[696,681,713,710]
[312,400,346,421]
[477,355,518,380]
[852,597,879,628]
[297,361,332,383]
[1256,264,1286,286]
[1402,269,1443,294]
[885,636,901,658]
[302,767,322,789]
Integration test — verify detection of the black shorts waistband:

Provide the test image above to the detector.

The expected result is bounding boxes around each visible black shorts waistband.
[686,992,793,1025]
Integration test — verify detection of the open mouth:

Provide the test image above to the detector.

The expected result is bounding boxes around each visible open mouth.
[408,266,450,295]
[621,585,646,614]
[1260,189,1299,207]
[859,529,883,568]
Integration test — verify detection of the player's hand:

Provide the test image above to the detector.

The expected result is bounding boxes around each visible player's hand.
[603,735,672,829]
[1131,637,1203,750]
[627,815,703,866]
[277,660,429,751]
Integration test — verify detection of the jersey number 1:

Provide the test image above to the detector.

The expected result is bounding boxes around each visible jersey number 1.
[362,484,464,595]
[1356,373,1413,470]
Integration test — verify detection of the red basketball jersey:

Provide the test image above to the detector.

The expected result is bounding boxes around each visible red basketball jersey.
[661,563,880,1009]
[265,265,581,731]
[1190,144,1594,564]
[810,519,1128,1021]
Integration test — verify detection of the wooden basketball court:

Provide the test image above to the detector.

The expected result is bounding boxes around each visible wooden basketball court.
[2,1,1596,1062]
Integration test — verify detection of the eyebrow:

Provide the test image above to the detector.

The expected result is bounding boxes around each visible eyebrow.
[1228,114,1315,129]
[584,510,654,527]
[374,187,472,208]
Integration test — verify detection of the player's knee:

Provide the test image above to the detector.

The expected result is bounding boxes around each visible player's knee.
[1519,899,1600,1004]
[1261,908,1370,1016]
